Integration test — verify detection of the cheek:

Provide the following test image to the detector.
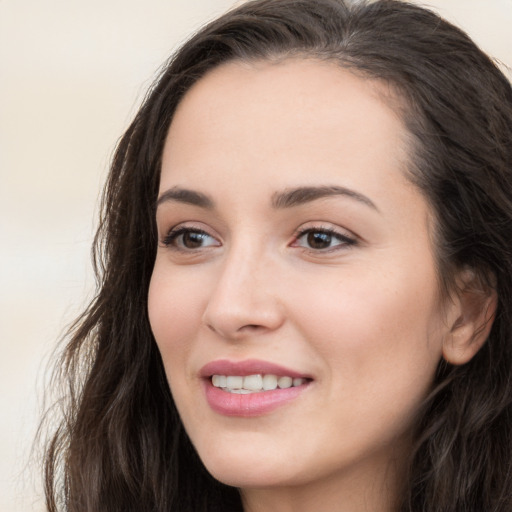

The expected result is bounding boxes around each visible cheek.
[287,260,444,387]
[147,266,206,370]
[147,266,213,434]
[291,270,444,459]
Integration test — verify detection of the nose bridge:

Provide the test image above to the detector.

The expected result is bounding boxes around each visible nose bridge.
[202,235,283,338]
[218,240,262,296]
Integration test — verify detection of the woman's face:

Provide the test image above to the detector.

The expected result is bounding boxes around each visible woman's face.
[148,59,451,497]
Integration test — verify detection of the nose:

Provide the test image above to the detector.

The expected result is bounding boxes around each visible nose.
[202,245,285,341]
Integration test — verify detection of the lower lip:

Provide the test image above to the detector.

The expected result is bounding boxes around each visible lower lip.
[204,380,309,417]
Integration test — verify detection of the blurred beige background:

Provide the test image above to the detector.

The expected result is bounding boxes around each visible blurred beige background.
[1,1,510,511]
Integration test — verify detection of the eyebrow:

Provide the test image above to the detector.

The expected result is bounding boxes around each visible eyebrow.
[271,185,378,211]
[156,185,378,211]
[156,187,214,209]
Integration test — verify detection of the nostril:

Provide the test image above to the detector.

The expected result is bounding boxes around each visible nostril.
[206,321,265,337]
[238,324,266,333]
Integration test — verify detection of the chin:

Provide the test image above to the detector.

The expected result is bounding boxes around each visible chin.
[207,465,280,489]
[197,441,302,488]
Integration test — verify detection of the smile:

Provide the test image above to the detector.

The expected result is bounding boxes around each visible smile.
[201,360,312,416]
[212,374,307,393]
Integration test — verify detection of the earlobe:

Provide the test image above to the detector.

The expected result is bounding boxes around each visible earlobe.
[442,270,498,366]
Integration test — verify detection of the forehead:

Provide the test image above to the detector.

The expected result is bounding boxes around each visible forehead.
[161,59,415,206]
[166,58,406,157]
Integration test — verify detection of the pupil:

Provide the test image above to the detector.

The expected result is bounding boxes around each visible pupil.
[183,232,204,248]
[307,231,331,249]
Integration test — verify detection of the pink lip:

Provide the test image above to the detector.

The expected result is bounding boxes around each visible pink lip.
[200,359,312,417]
[200,359,310,379]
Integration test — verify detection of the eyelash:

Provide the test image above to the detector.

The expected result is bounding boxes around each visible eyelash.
[292,227,357,252]
[161,227,218,250]
[160,225,357,252]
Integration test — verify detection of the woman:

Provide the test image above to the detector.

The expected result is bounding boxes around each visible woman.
[42,0,512,511]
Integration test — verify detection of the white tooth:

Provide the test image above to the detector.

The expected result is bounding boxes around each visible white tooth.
[243,374,263,391]
[262,374,278,390]
[215,374,303,391]
[277,376,293,389]
[226,376,243,389]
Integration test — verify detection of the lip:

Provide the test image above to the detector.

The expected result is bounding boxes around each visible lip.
[200,358,311,379]
[200,359,312,417]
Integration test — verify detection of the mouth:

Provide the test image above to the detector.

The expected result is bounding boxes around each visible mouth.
[200,359,313,417]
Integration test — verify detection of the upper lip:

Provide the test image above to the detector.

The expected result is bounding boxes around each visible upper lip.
[200,359,311,379]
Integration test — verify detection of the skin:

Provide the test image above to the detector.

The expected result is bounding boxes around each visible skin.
[148,59,465,511]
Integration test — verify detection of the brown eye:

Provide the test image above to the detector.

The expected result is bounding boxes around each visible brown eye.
[307,231,333,250]
[182,231,208,249]
[293,228,356,252]
[162,228,219,250]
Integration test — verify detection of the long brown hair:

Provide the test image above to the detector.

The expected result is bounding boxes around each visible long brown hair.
[42,1,512,510]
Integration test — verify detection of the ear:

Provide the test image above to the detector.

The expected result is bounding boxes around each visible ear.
[442,269,497,366]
